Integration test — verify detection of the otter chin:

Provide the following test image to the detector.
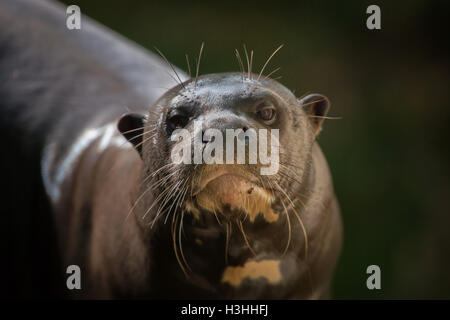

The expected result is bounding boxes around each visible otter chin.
[201,173,259,207]
[193,166,277,222]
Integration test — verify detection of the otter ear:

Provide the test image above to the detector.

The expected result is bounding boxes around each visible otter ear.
[117,113,147,156]
[299,94,330,136]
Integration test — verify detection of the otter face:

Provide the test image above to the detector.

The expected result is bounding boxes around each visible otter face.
[115,69,338,298]
[117,72,333,291]
[118,73,330,227]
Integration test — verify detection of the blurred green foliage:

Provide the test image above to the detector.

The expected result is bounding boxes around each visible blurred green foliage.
[60,0,450,298]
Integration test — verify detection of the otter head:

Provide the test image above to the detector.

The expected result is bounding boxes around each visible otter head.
[117,72,330,278]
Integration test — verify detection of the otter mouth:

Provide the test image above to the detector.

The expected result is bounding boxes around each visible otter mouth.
[199,170,258,191]
[191,166,278,222]
[194,166,263,196]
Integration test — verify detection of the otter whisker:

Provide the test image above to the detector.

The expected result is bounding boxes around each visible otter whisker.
[131,132,159,151]
[278,161,304,174]
[118,125,148,136]
[172,180,190,225]
[190,169,196,198]
[172,213,189,277]
[265,67,281,80]
[242,191,250,223]
[243,44,250,79]
[273,181,308,260]
[299,97,329,107]
[154,47,186,89]
[249,50,254,80]
[262,174,291,256]
[127,175,169,221]
[104,129,159,178]
[150,63,185,88]
[126,165,179,221]
[143,179,181,221]
[225,221,231,264]
[112,130,157,158]
[277,156,306,172]
[124,133,157,154]
[151,179,183,226]
[165,178,189,225]
[195,42,205,87]
[278,169,309,198]
[180,182,191,213]
[135,163,178,196]
[297,91,312,100]
[234,49,245,81]
[179,210,192,272]
[212,207,223,226]
[185,53,192,78]
[121,127,157,145]
[273,180,315,296]
[307,115,342,120]
[138,167,171,191]
[279,195,292,255]
[238,220,256,256]
[149,168,181,191]
[150,162,177,178]
[169,182,192,275]
[277,167,304,187]
[257,44,284,81]
[274,165,308,210]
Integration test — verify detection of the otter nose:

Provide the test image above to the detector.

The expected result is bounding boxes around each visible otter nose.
[198,114,255,167]
[203,113,250,132]
[202,115,251,145]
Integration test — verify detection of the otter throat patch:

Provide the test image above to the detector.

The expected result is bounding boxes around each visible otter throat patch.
[221,259,282,287]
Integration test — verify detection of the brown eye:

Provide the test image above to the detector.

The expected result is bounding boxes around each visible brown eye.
[257,107,276,123]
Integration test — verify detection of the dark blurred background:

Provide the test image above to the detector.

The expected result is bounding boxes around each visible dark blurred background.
[59,0,450,299]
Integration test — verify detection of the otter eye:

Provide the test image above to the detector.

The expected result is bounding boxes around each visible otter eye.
[167,113,189,131]
[256,106,276,123]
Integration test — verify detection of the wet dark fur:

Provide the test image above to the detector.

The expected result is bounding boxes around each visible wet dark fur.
[0,0,180,297]
[0,0,341,299]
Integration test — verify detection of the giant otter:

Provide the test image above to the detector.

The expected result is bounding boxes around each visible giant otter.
[0,0,341,299]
